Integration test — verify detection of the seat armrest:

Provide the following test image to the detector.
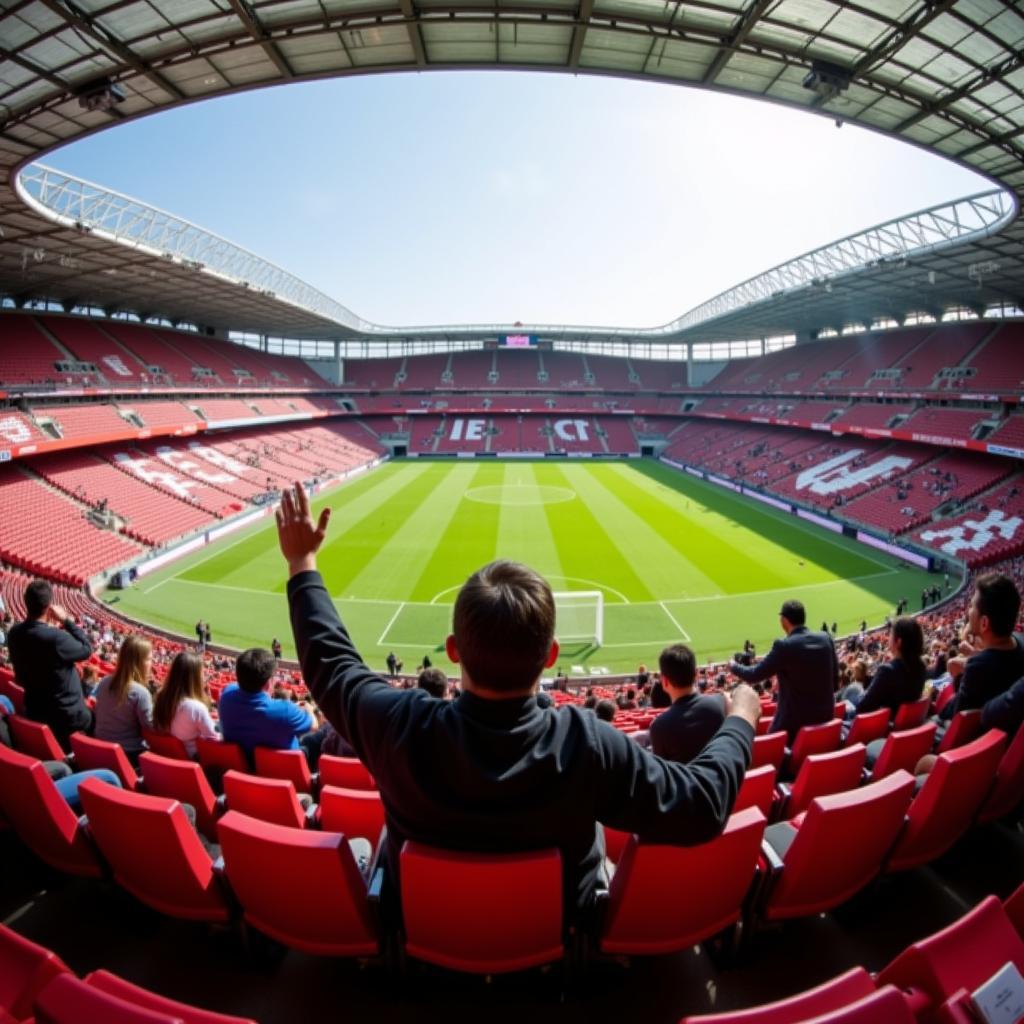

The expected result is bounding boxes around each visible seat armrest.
[214,794,228,818]
[304,801,319,829]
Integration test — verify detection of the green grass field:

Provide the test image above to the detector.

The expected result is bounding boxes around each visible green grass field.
[104,459,942,676]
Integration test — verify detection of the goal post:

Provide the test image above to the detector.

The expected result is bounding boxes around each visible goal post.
[553,590,604,648]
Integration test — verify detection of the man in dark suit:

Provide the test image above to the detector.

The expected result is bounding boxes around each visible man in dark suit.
[728,599,837,742]
[650,644,726,763]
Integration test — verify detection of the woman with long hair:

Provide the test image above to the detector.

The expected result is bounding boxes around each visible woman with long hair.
[848,615,927,717]
[93,634,154,760]
[152,651,218,757]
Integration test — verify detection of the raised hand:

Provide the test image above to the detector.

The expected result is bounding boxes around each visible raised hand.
[723,683,761,729]
[276,481,332,577]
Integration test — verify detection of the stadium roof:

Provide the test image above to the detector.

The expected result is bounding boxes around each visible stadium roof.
[1,0,1023,343]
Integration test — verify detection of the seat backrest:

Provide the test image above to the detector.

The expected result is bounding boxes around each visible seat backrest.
[786,744,866,818]
[84,970,258,1024]
[798,986,916,1024]
[886,729,1007,872]
[933,684,957,716]
[222,770,306,829]
[600,807,766,955]
[978,724,1024,824]
[678,966,876,1023]
[763,770,915,921]
[0,922,71,1021]
[751,731,787,770]
[77,776,229,922]
[844,708,890,747]
[892,696,931,730]
[789,719,843,775]
[0,743,101,877]
[1006,881,1024,940]
[195,738,249,774]
[878,895,1024,1011]
[216,809,378,957]
[70,733,139,790]
[138,751,218,840]
[253,747,312,793]
[0,676,25,714]
[601,825,631,866]
[934,709,983,755]
[318,755,376,791]
[734,765,777,820]
[871,723,937,780]
[33,972,184,1024]
[318,786,385,848]
[400,841,563,973]
[9,715,65,761]
[141,729,191,761]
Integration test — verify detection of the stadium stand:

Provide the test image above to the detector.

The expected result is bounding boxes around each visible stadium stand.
[897,322,991,391]
[961,322,1024,391]
[0,316,82,386]
[899,406,991,441]
[39,316,150,384]
[830,403,914,431]
[31,402,132,440]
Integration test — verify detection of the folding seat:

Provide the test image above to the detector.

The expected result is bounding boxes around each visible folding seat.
[32,973,182,1024]
[750,731,786,771]
[792,987,916,1023]
[83,970,257,1024]
[8,716,65,761]
[221,770,312,829]
[142,729,191,761]
[734,765,777,820]
[834,701,848,719]
[77,777,231,923]
[978,723,1024,823]
[0,743,102,877]
[70,733,140,790]
[933,685,957,716]
[786,719,842,777]
[884,729,1007,873]
[933,709,982,755]
[1006,881,1024,939]
[253,747,314,794]
[216,810,379,956]
[877,895,1024,1024]
[139,751,219,841]
[758,770,915,923]
[0,676,25,714]
[0,923,71,1022]
[318,785,385,849]
[318,754,376,791]
[892,696,931,730]
[842,708,890,747]
[400,841,563,973]
[679,966,876,1023]
[867,723,937,781]
[598,807,765,955]
[195,738,248,777]
[777,744,866,819]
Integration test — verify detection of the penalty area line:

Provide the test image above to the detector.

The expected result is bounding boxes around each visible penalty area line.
[377,602,406,646]
[659,601,691,642]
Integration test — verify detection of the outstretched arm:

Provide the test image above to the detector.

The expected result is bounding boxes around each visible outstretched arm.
[276,480,332,577]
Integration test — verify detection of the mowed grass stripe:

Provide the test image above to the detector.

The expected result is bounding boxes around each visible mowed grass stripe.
[494,463,565,583]
[539,463,655,602]
[407,462,504,602]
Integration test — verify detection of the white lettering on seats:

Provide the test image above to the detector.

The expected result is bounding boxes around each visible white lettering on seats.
[794,449,912,496]
[114,453,200,499]
[920,509,1023,555]
[156,445,237,484]
[102,355,132,377]
[554,419,589,442]
[0,417,31,445]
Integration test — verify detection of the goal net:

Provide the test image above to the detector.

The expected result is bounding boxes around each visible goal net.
[553,590,604,648]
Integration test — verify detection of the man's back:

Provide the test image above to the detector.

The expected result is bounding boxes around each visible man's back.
[649,693,726,764]
[218,684,312,753]
[956,637,1024,713]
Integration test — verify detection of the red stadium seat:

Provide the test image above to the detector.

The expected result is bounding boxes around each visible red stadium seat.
[77,777,231,923]
[0,743,102,877]
[0,923,71,1022]
[679,967,877,1023]
[934,710,982,755]
[9,716,66,761]
[892,696,931,730]
[0,675,25,715]
[933,685,957,716]
[195,738,248,777]
[758,770,915,923]
[798,987,916,1024]
[216,810,379,957]
[400,841,563,974]
[33,972,183,1024]
[842,708,890,747]
[787,719,843,777]
[221,770,310,829]
[885,730,1007,873]
[750,731,787,771]
[778,744,866,819]
[139,751,219,841]
[599,807,765,955]
[734,765,778,820]
[602,825,631,865]
[70,733,140,790]
[83,970,258,1024]
[142,729,191,761]
[1006,881,1024,939]
[868,723,937,781]
[317,786,385,850]
[253,747,313,794]
[977,724,1024,824]
[318,755,376,791]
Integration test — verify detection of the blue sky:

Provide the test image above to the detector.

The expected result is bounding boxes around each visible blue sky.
[53,72,990,329]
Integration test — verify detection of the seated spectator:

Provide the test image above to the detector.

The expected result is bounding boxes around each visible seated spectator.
[594,699,617,722]
[94,635,154,763]
[649,644,726,763]
[842,616,926,719]
[218,647,314,755]
[80,664,100,699]
[417,666,449,699]
[152,651,219,758]
[981,675,1024,736]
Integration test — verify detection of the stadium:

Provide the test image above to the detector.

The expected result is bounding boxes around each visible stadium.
[0,1,1023,1022]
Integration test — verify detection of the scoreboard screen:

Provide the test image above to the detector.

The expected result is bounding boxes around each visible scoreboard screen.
[500,334,538,348]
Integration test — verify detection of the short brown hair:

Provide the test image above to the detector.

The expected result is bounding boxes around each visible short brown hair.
[659,644,696,689]
[452,561,555,693]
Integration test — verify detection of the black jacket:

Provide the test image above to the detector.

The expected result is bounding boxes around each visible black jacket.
[855,658,925,717]
[650,693,726,764]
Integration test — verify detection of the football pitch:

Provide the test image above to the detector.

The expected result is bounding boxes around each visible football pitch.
[106,459,940,676]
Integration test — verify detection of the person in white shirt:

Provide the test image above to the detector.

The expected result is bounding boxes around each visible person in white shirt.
[152,651,219,757]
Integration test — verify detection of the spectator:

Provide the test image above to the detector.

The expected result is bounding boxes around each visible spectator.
[218,647,314,755]
[417,666,448,699]
[271,637,283,661]
[80,664,100,699]
[276,482,759,921]
[594,698,617,722]
[842,616,926,718]
[7,579,93,751]
[93,635,154,763]
[649,644,726,764]
[152,651,219,758]
[981,675,1024,736]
